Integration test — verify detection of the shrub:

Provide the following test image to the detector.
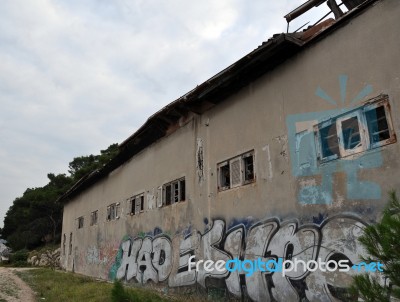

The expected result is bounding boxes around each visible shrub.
[351,191,400,301]
[10,249,29,266]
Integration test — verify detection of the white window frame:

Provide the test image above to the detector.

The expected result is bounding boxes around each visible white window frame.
[107,203,120,221]
[129,193,145,215]
[230,156,243,188]
[217,150,255,191]
[162,178,185,206]
[315,95,396,164]
[336,110,368,157]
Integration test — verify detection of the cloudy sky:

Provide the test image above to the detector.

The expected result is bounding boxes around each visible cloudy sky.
[0,0,331,227]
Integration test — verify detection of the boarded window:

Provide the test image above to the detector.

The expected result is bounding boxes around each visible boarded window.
[230,157,242,188]
[218,150,255,191]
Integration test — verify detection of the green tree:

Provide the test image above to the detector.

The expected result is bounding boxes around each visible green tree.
[1,143,119,251]
[352,191,400,301]
[68,143,118,181]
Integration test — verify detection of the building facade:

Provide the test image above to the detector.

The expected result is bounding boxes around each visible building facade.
[60,0,400,300]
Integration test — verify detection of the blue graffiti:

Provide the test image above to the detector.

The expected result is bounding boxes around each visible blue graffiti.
[286,75,382,204]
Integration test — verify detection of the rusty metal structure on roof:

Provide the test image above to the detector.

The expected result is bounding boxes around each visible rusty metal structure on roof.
[285,0,369,32]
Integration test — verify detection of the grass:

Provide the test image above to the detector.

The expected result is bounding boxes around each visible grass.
[16,268,176,302]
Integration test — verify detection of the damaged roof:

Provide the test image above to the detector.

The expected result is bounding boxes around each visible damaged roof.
[59,0,377,204]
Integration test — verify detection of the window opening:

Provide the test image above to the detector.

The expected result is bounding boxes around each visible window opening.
[162,178,185,206]
[90,211,98,226]
[315,95,395,163]
[366,105,390,145]
[341,116,362,151]
[107,203,120,220]
[319,123,340,159]
[77,216,84,229]
[243,153,255,182]
[219,163,230,189]
[218,150,255,191]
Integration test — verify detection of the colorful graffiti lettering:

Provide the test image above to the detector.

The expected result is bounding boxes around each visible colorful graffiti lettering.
[109,215,371,302]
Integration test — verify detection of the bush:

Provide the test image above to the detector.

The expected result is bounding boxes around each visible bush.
[10,249,29,266]
[111,280,131,302]
[351,191,400,301]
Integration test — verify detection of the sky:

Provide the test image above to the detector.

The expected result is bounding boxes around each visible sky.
[0,0,332,228]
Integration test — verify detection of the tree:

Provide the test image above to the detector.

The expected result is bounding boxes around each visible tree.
[351,191,400,301]
[68,143,118,181]
[1,143,119,251]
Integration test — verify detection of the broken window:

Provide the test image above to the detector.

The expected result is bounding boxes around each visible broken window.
[243,152,255,183]
[319,122,340,161]
[218,162,230,190]
[107,203,120,221]
[129,193,145,215]
[90,210,98,226]
[163,178,185,206]
[364,99,394,148]
[218,150,255,191]
[77,216,84,229]
[315,95,395,163]
[337,111,367,156]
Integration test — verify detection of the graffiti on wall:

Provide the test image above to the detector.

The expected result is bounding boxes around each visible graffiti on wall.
[108,215,371,302]
[286,75,384,204]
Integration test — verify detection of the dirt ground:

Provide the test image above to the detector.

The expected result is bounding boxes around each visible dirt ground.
[0,267,35,302]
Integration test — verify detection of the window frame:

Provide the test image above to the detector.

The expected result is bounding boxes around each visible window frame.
[107,203,120,221]
[315,95,396,164]
[90,210,98,226]
[162,178,185,206]
[315,119,340,163]
[336,110,368,157]
[217,161,230,190]
[364,99,395,149]
[217,150,255,192]
[128,193,145,215]
[242,151,255,184]
[77,216,84,229]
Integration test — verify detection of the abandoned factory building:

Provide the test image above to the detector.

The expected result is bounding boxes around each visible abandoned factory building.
[59,0,400,301]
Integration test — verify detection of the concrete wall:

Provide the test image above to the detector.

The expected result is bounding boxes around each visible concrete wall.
[61,0,400,300]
